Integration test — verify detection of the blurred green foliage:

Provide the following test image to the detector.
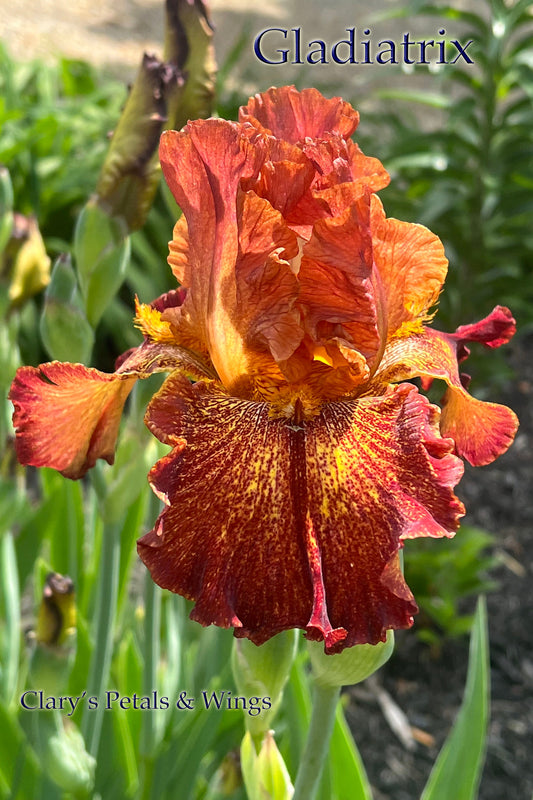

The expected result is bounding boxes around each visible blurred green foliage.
[404,526,498,644]
[0,43,178,371]
[356,0,533,336]
[0,44,124,251]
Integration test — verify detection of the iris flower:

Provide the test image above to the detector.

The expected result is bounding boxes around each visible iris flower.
[10,87,518,653]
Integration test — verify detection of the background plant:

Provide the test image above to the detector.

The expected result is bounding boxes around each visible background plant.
[357,0,533,336]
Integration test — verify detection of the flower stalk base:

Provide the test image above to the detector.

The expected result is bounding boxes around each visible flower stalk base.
[293,682,341,800]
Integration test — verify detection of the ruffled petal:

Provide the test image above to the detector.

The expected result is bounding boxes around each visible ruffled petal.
[138,376,464,652]
[167,215,189,284]
[281,137,390,235]
[303,136,389,196]
[239,85,360,143]
[160,119,262,392]
[9,340,213,480]
[161,120,305,395]
[236,191,302,361]
[297,188,380,379]
[375,307,518,465]
[452,305,516,351]
[370,194,448,337]
[240,132,316,219]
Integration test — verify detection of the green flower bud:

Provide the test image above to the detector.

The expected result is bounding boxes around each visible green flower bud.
[35,573,76,648]
[74,199,130,327]
[231,630,297,738]
[46,723,95,796]
[241,731,294,800]
[208,751,241,796]
[307,631,394,689]
[96,54,184,232]
[40,254,94,363]
[164,0,217,128]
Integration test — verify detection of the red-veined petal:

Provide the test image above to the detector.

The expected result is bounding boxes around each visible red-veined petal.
[138,376,464,652]
[375,307,518,465]
[9,339,214,480]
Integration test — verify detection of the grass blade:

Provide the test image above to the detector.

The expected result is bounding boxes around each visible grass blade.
[421,596,489,800]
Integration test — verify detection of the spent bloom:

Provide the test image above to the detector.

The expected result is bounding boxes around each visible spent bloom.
[10,86,518,653]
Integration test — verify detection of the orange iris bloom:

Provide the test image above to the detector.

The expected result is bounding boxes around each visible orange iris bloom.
[10,87,518,653]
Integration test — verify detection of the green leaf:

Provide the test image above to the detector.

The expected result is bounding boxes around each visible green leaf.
[151,707,226,800]
[376,89,451,109]
[74,200,130,327]
[40,254,94,363]
[421,596,489,800]
[0,532,20,708]
[329,704,373,800]
[0,700,42,798]
[0,165,13,255]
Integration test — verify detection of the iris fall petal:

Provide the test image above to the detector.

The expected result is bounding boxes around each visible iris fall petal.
[376,306,518,465]
[9,362,137,480]
[138,376,464,652]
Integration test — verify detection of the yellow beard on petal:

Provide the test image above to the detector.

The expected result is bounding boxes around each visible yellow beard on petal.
[389,318,425,341]
[267,385,322,423]
[134,299,177,343]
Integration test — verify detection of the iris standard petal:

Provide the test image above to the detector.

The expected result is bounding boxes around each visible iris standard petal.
[239,85,360,143]
[370,194,448,338]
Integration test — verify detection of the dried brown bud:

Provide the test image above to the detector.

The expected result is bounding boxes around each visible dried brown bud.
[164,0,217,129]
[96,54,185,231]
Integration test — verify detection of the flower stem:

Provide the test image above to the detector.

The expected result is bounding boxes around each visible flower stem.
[141,571,161,757]
[81,515,121,757]
[139,572,161,799]
[293,682,341,800]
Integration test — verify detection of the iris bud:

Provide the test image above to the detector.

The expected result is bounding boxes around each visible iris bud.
[29,573,77,698]
[231,630,298,738]
[164,0,216,129]
[241,730,294,800]
[307,631,394,688]
[5,214,50,306]
[46,723,95,795]
[95,54,184,232]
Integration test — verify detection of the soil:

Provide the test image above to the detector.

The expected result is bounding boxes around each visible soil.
[349,333,533,800]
